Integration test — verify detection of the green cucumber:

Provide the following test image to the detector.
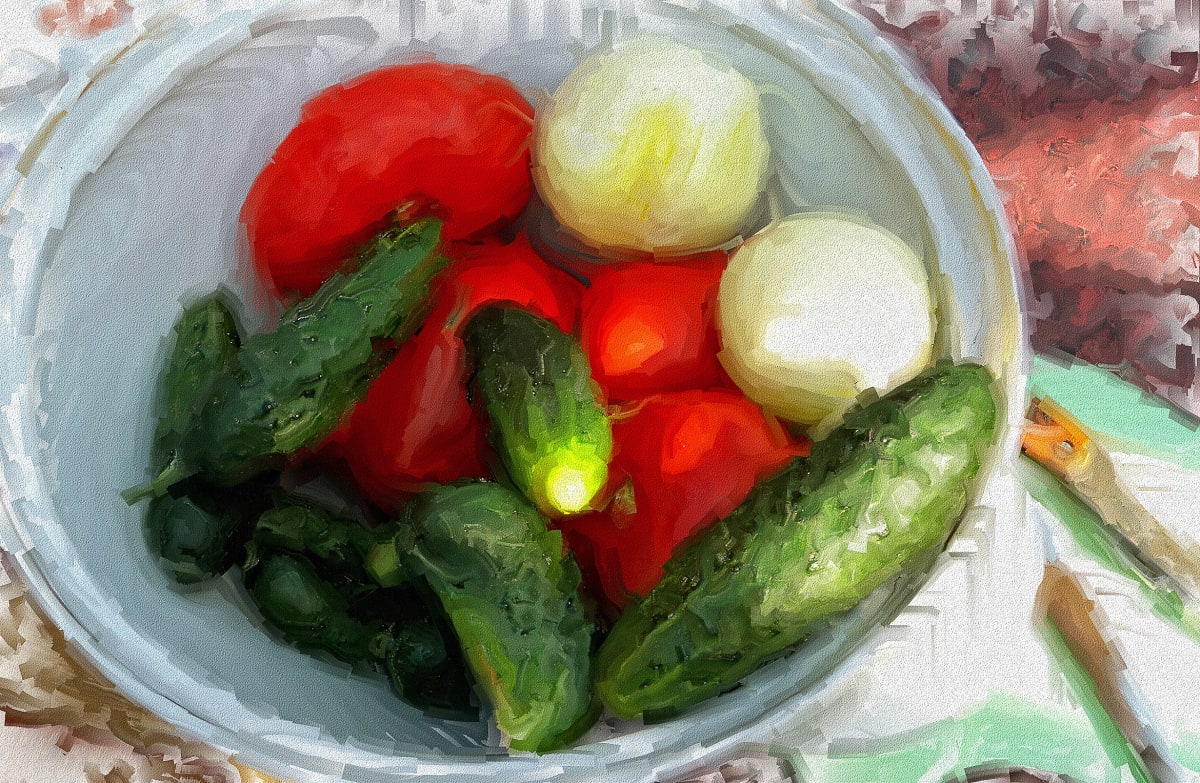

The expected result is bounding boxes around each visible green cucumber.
[148,294,242,475]
[136,294,263,583]
[131,219,449,499]
[594,362,1000,719]
[247,500,386,578]
[464,306,612,517]
[378,481,596,752]
[244,496,475,718]
[350,586,478,721]
[248,552,391,664]
[145,474,276,584]
[146,493,238,584]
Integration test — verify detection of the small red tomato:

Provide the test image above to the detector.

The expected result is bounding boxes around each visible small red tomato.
[431,234,583,335]
[242,62,535,297]
[343,327,491,510]
[558,389,809,610]
[580,254,727,401]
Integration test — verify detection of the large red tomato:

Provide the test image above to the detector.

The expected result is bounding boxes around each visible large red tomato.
[242,62,535,296]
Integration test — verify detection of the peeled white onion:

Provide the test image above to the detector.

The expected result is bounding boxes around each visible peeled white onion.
[717,213,937,425]
[532,35,770,255]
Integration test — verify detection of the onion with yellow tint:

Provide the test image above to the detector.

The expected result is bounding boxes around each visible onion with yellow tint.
[532,35,771,255]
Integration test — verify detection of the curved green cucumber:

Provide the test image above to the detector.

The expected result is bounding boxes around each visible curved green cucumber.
[248,500,387,578]
[143,219,449,495]
[382,610,478,721]
[391,481,596,752]
[146,493,239,584]
[464,306,612,517]
[145,474,276,584]
[246,495,475,718]
[136,295,261,582]
[594,362,1000,720]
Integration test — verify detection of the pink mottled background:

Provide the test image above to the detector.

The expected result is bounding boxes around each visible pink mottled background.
[855,0,1199,415]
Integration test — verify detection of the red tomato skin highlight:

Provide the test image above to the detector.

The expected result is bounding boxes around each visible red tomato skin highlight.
[558,389,810,610]
[580,254,727,401]
[242,62,535,296]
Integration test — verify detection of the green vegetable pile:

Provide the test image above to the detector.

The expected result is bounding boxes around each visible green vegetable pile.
[128,216,999,753]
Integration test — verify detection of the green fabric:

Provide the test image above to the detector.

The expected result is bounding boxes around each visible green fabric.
[1173,732,1200,774]
[1030,356,1200,469]
[791,691,1133,782]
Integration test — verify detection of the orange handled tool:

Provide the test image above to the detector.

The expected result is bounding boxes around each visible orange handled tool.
[1023,396,1200,601]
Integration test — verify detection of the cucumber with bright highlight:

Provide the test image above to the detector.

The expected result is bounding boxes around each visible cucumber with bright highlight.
[464,306,613,517]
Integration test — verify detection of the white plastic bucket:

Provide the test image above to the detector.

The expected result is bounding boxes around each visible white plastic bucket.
[0,1,1027,780]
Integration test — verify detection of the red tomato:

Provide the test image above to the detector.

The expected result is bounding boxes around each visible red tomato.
[242,62,535,296]
[431,234,583,335]
[580,254,727,401]
[343,327,491,510]
[558,389,809,610]
[342,235,584,509]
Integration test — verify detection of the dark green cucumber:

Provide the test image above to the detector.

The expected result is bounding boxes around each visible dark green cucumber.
[148,294,243,475]
[385,620,475,720]
[376,481,595,752]
[146,474,276,584]
[146,493,237,584]
[594,362,999,720]
[245,496,474,717]
[124,295,242,505]
[136,219,449,498]
[464,306,612,517]
[135,294,259,582]
[248,552,392,664]
[350,586,478,721]
[247,500,387,578]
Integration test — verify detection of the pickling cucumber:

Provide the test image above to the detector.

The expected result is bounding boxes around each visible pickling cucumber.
[248,551,392,664]
[146,473,276,584]
[146,492,239,584]
[148,294,242,474]
[349,585,478,721]
[137,295,265,583]
[248,500,386,579]
[594,362,999,719]
[244,497,476,719]
[132,219,449,499]
[463,306,612,517]
[379,481,596,752]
